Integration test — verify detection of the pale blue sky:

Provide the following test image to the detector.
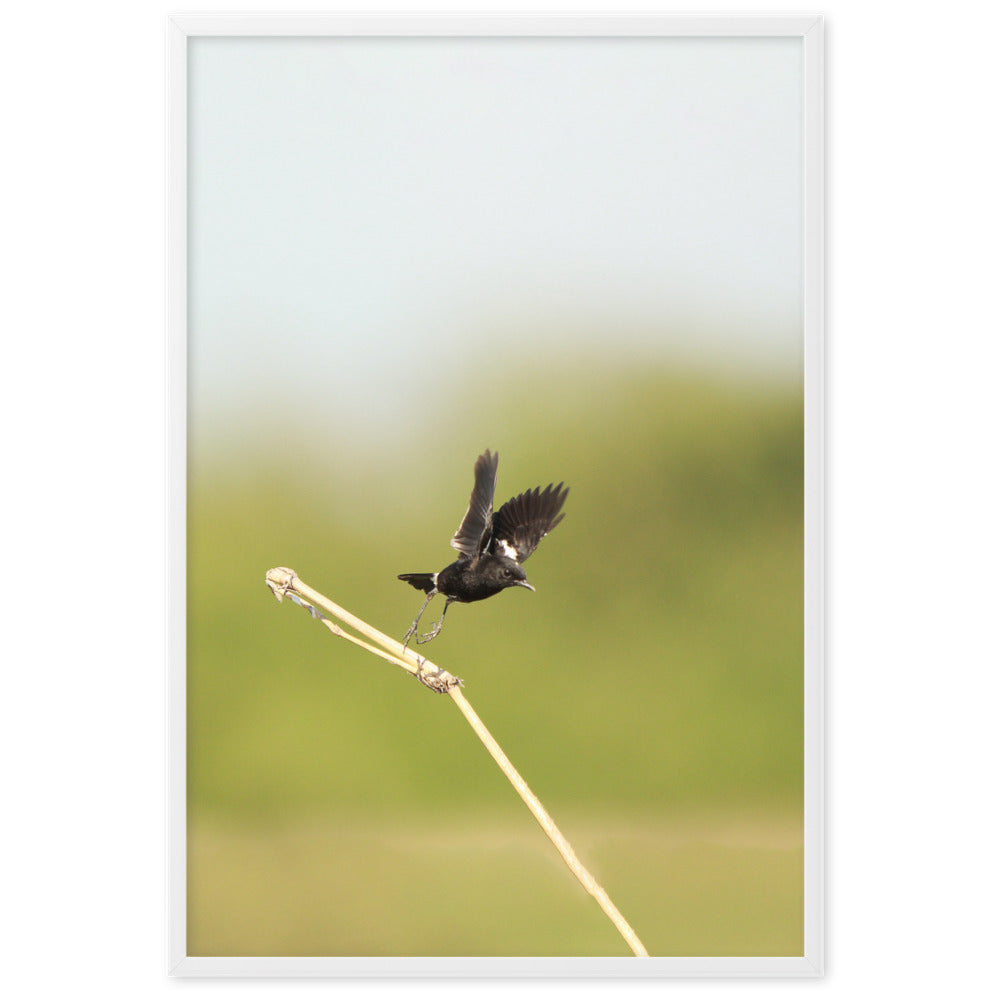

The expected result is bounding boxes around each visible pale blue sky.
[188,35,803,434]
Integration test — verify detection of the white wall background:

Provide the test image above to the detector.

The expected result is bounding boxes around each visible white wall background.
[3,1,998,998]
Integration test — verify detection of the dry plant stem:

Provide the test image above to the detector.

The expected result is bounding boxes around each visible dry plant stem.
[447,687,649,957]
[314,617,417,673]
[267,567,459,689]
[265,566,648,957]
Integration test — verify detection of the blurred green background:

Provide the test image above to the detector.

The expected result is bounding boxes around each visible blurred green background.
[187,364,803,957]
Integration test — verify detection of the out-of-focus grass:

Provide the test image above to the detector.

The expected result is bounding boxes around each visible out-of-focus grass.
[188,810,803,957]
[187,365,804,956]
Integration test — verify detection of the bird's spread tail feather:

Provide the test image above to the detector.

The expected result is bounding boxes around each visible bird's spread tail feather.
[398,572,436,594]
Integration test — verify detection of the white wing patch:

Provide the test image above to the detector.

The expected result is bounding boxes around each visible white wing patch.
[497,539,518,559]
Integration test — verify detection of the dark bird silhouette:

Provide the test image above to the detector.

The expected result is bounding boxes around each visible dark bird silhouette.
[399,450,569,647]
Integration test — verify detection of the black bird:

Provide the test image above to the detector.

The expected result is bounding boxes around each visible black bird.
[399,450,569,647]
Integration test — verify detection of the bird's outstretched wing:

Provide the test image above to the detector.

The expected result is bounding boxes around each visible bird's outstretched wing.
[450,450,499,559]
[491,482,568,564]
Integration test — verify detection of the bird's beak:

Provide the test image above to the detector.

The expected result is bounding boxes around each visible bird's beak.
[516,580,535,592]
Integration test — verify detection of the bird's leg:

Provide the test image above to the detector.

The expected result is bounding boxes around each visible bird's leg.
[402,591,437,651]
[416,598,454,644]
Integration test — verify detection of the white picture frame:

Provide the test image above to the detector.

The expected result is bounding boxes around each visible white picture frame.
[168,13,824,978]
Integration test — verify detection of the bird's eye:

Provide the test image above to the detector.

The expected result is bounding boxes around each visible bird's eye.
[503,569,511,578]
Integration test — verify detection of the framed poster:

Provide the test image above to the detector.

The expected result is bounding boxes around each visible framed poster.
[168,14,823,977]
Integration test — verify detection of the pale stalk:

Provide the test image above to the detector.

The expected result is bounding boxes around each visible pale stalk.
[265,566,649,957]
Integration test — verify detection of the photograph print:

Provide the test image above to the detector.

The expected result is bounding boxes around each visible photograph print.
[175,19,819,969]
